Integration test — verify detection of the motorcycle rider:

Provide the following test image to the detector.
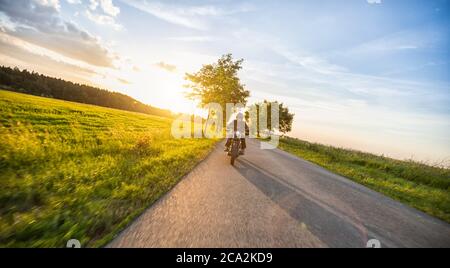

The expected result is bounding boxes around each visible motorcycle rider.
[224,112,249,154]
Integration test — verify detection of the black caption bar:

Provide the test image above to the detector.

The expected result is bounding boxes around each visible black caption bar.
[0,248,433,267]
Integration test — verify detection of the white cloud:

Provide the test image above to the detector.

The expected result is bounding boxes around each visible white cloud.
[154,61,176,72]
[233,29,346,75]
[0,0,117,67]
[66,0,82,4]
[122,0,254,30]
[84,0,121,29]
[99,0,120,16]
[36,0,61,10]
[89,0,99,10]
[0,31,98,83]
[342,28,441,56]
[85,10,122,30]
[233,29,449,120]
[0,12,15,32]
[123,0,207,30]
[367,0,382,4]
[88,0,120,16]
[168,36,216,42]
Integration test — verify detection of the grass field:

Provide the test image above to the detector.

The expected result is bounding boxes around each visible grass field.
[0,90,217,247]
[278,137,450,223]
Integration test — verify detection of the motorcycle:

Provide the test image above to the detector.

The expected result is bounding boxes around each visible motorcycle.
[227,130,243,165]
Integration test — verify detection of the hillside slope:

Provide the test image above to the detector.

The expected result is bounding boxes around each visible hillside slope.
[0,90,216,247]
[0,66,173,118]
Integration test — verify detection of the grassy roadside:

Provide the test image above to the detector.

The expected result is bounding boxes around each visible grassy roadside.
[0,90,218,247]
[277,137,450,223]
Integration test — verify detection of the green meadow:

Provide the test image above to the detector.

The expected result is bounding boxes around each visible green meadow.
[278,137,450,223]
[0,90,217,247]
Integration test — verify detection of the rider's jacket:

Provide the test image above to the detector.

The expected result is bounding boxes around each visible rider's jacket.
[226,119,249,139]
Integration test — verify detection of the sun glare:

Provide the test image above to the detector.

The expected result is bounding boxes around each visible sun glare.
[92,62,204,115]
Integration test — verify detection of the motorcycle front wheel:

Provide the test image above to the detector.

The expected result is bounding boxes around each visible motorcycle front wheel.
[230,140,240,165]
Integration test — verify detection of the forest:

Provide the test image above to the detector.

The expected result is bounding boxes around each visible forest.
[0,66,173,118]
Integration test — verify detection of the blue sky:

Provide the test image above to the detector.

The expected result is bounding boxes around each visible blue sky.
[0,0,449,163]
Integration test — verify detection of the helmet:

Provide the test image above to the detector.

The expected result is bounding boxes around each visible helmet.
[236,112,244,121]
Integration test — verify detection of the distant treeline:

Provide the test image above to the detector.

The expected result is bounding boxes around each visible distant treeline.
[0,66,173,118]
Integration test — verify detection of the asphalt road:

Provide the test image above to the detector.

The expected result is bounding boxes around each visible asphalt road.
[108,139,450,248]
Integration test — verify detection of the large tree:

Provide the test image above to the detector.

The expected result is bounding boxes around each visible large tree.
[184,54,250,123]
[255,100,294,136]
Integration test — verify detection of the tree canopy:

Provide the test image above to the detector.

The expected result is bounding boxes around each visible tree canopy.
[184,54,250,111]
[255,100,294,135]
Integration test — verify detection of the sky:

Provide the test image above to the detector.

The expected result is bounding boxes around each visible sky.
[0,0,449,164]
